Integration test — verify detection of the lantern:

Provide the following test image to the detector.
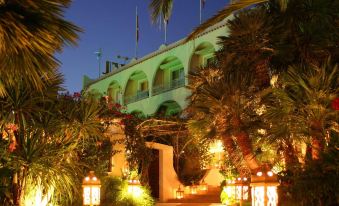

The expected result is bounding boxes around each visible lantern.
[199,180,208,192]
[251,170,279,206]
[190,185,198,194]
[234,177,250,206]
[82,171,101,206]
[127,179,142,197]
[176,185,184,199]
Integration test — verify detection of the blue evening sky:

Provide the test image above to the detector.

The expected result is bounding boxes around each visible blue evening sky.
[57,0,230,93]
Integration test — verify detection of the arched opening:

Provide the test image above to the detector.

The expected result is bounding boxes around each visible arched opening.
[107,80,121,104]
[155,100,182,117]
[153,56,185,96]
[189,42,215,73]
[124,71,149,104]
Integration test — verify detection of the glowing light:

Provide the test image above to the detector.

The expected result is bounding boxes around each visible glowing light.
[82,171,101,206]
[267,171,273,177]
[209,140,224,153]
[127,179,143,197]
[176,186,184,199]
[257,171,263,176]
[190,185,198,194]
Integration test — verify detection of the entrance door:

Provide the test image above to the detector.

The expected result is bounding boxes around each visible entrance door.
[148,149,159,199]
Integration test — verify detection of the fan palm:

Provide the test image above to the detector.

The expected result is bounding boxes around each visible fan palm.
[0,0,81,97]
[266,60,338,161]
[188,53,262,173]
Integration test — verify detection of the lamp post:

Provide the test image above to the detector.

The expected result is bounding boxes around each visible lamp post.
[251,170,279,206]
[82,171,101,206]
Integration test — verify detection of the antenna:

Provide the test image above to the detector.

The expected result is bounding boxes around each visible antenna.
[94,48,102,78]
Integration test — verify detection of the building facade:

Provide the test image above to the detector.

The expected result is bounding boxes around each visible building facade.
[83,20,230,116]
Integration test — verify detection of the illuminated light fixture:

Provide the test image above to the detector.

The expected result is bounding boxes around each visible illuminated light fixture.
[176,185,184,199]
[127,179,142,197]
[251,167,279,206]
[190,185,198,194]
[199,180,208,192]
[257,171,263,177]
[267,171,273,177]
[224,177,250,206]
[82,171,101,206]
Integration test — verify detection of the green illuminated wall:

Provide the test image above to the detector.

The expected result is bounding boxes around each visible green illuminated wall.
[83,21,230,116]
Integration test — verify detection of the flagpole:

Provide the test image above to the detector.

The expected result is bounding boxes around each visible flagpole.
[200,0,202,24]
[135,6,138,59]
[164,18,167,44]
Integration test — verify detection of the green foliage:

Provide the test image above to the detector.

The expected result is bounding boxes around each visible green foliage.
[101,176,155,206]
[279,133,339,205]
[0,0,81,96]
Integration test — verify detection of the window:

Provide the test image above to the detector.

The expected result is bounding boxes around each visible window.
[172,68,184,80]
[139,81,148,92]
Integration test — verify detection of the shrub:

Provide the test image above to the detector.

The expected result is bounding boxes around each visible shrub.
[101,176,155,206]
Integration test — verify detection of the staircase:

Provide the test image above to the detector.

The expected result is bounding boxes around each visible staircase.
[156,186,223,206]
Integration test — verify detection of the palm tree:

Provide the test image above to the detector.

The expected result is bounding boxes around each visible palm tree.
[0,0,81,97]
[188,54,262,173]
[275,60,338,160]
[148,0,287,35]
[0,72,105,205]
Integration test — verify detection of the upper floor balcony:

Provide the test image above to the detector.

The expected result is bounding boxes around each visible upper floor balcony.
[153,78,185,96]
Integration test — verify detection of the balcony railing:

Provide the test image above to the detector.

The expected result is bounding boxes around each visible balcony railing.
[152,78,185,96]
[124,90,149,104]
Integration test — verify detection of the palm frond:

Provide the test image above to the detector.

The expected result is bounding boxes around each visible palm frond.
[149,0,173,24]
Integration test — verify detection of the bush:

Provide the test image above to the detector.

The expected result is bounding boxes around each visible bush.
[101,176,155,206]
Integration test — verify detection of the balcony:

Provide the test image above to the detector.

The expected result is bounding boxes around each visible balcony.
[152,78,185,96]
[125,90,149,104]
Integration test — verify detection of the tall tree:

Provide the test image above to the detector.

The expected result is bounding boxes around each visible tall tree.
[188,54,263,173]
[0,0,81,97]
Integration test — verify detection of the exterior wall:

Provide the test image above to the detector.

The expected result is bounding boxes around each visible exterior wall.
[83,21,230,115]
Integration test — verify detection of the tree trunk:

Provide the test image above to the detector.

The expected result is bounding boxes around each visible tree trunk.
[235,131,260,172]
[221,134,245,174]
[310,121,324,160]
[311,136,324,160]
[282,140,300,170]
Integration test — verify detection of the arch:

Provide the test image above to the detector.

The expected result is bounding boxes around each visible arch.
[124,70,149,104]
[152,56,185,96]
[155,100,182,116]
[107,80,122,104]
[189,42,215,73]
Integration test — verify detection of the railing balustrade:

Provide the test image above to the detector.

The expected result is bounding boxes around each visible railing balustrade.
[125,90,149,104]
[152,78,185,96]
[125,78,185,104]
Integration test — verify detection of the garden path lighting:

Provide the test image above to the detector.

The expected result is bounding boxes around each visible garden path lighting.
[190,184,198,194]
[199,179,208,192]
[234,177,250,206]
[251,169,279,206]
[176,185,184,199]
[127,179,142,197]
[82,171,101,206]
